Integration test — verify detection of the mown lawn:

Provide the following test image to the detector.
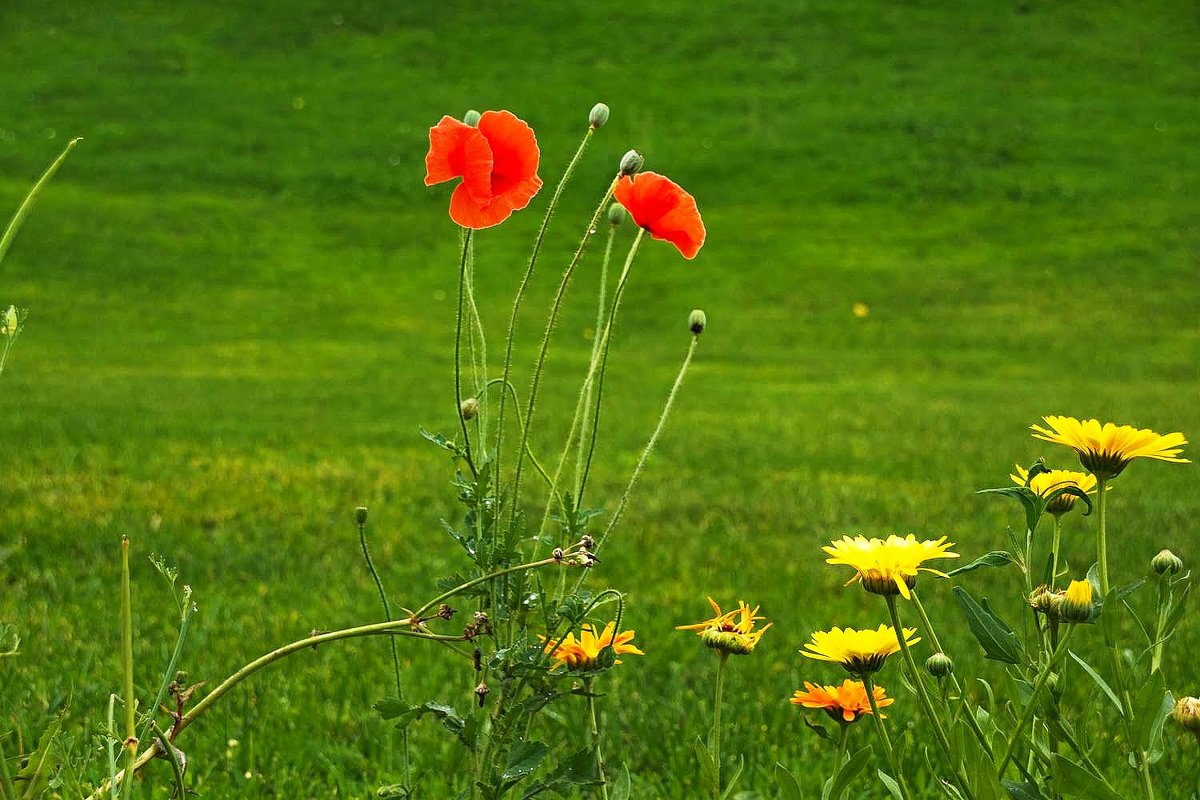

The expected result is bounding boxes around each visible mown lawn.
[1,1,1198,797]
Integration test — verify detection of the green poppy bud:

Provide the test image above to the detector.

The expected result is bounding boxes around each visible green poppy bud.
[354,506,368,526]
[688,309,707,335]
[607,203,626,227]
[463,110,481,126]
[619,149,643,176]
[589,103,610,129]
[460,397,479,420]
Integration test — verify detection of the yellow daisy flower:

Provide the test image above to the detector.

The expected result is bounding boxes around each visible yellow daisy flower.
[542,621,643,671]
[1030,416,1188,479]
[801,624,920,675]
[675,597,771,655]
[790,679,893,723]
[822,534,958,599]
[1010,464,1097,516]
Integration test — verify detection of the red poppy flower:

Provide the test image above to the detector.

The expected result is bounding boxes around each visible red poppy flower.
[613,171,705,259]
[424,110,543,229]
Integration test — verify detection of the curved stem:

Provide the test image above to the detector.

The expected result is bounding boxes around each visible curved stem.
[572,332,696,595]
[494,128,596,506]
[996,624,1076,777]
[454,229,478,478]
[484,378,555,490]
[0,137,80,267]
[862,673,913,800]
[575,224,617,494]
[509,177,619,532]
[885,595,975,800]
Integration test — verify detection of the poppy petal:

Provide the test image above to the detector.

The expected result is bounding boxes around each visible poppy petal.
[448,182,517,229]
[614,172,706,260]
[478,110,542,212]
[425,116,493,204]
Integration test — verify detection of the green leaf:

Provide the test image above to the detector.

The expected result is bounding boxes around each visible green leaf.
[419,427,463,457]
[718,755,744,800]
[374,697,407,719]
[1132,672,1173,759]
[953,586,1022,664]
[501,740,550,784]
[694,736,718,795]
[877,770,904,800]
[976,486,1043,534]
[541,746,602,796]
[1161,579,1191,640]
[774,762,805,800]
[610,764,632,800]
[802,715,834,741]
[826,746,871,800]
[1052,755,1122,800]
[1067,651,1122,714]
[948,550,1017,577]
[1002,780,1044,800]
[379,701,475,750]
[1044,485,1092,516]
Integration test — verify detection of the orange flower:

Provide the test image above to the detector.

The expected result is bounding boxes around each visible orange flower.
[424,110,543,229]
[613,172,706,259]
[791,679,893,723]
[541,622,643,671]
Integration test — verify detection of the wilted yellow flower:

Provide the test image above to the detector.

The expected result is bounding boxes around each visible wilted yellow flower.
[1174,697,1200,739]
[823,534,958,599]
[542,621,643,671]
[801,624,920,676]
[1031,416,1188,479]
[791,679,892,723]
[676,597,771,656]
[1010,464,1097,516]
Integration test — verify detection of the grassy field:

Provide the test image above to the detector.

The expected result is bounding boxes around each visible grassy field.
[2,1,1198,797]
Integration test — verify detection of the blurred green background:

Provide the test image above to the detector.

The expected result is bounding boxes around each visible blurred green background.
[1,1,1197,796]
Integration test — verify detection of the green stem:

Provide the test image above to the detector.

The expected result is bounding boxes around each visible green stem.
[150,722,185,799]
[574,223,617,495]
[1151,576,1170,675]
[509,177,619,533]
[358,516,410,789]
[571,332,697,595]
[862,673,913,800]
[119,538,136,800]
[494,128,595,509]
[885,595,975,800]
[711,652,729,800]
[484,378,555,489]
[1096,476,1109,596]
[464,234,488,458]
[454,228,478,479]
[585,678,609,800]
[996,624,1076,777]
[834,722,849,769]
[1050,515,1063,590]
[0,137,80,268]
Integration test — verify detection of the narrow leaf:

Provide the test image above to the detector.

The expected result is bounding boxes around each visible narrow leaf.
[1052,755,1122,800]
[948,550,1016,577]
[877,770,904,800]
[827,746,872,800]
[1067,651,1122,714]
[954,586,1022,664]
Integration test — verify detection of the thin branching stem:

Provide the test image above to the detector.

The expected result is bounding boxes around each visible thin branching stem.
[454,229,478,478]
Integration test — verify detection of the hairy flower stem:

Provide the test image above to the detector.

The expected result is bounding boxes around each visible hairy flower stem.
[862,674,913,800]
[885,595,976,800]
[574,224,617,493]
[494,128,596,508]
[1151,577,1170,675]
[572,332,697,595]
[119,537,136,800]
[1096,476,1109,596]
[509,177,619,534]
[454,228,478,479]
[710,652,729,799]
[358,516,410,789]
[996,624,1076,777]
[585,678,610,800]
[464,234,489,457]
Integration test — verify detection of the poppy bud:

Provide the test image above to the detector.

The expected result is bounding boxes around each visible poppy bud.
[925,652,954,678]
[1152,549,1183,576]
[462,110,481,126]
[688,309,707,335]
[460,397,479,420]
[589,103,610,129]
[354,506,368,526]
[607,202,626,227]
[619,149,643,176]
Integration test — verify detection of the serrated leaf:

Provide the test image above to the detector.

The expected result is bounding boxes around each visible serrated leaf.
[1067,651,1122,714]
[948,550,1017,577]
[419,427,462,456]
[954,586,1022,664]
[774,763,805,800]
[502,740,549,783]
[1052,755,1122,800]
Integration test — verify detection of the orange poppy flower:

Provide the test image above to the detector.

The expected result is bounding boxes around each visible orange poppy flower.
[613,171,705,259]
[424,110,543,229]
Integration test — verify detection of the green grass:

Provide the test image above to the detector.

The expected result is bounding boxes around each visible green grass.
[1,0,1199,797]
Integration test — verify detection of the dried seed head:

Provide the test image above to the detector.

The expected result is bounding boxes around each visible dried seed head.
[437,603,456,620]
[460,397,479,420]
[354,506,368,526]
